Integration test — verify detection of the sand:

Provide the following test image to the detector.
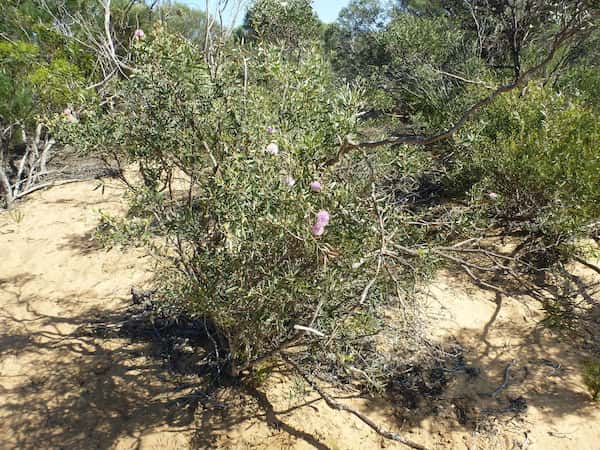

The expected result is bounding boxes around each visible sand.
[1,178,599,450]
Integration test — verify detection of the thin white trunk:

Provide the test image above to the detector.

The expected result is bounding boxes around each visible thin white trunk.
[40,138,55,173]
[32,123,43,159]
[14,127,31,195]
[5,123,54,202]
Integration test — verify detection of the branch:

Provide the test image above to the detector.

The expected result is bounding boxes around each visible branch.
[293,325,325,337]
[100,0,133,73]
[433,68,494,88]
[102,0,116,59]
[282,353,428,450]
[490,362,513,398]
[13,178,92,200]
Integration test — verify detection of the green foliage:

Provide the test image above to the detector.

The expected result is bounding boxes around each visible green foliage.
[380,13,487,127]
[243,0,321,47]
[461,84,600,238]
[0,41,38,121]
[0,40,86,124]
[0,0,93,126]
[560,66,600,111]
[1,0,50,40]
[583,360,600,401]
[29,58,85,112]
[0,40,39,67]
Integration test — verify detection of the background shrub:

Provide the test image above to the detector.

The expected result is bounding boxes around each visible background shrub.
[459,84,600,240]
[583,360,600,401]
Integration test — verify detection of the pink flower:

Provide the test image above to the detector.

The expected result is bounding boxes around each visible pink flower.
[488,192,499,201]
[267,126,276,134]
[312,210,330,237]
[316,210,330,226]
[133,29,145,39]
[310,181,322,192]
[265,142,279,155]
[311,223,325,236]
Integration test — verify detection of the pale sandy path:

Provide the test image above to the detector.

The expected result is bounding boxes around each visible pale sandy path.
[1,179,599,450]
[0,180,185,450]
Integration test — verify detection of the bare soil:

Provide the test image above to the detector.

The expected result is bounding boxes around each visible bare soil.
[1,178,599,450]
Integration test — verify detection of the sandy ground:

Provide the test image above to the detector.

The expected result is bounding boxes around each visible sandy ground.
[1,178,599,450]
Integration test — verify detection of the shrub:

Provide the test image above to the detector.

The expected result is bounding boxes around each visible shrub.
[58,27,428,379]
[0,41,39,122]
[0,39,87,123]
[460,84,600,241]
[28,57,85,113]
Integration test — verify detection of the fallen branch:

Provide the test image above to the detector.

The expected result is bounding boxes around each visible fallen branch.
[491,362,513,398]
[13,177,95,200]
[282,353,428,450]
[573,256,600,276]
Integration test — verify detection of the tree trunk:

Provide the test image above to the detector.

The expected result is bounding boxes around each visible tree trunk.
[0,167,14,207]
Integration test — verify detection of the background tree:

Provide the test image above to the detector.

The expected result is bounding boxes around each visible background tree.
[157,3,211,43]
[323,0,388,84]
[242,0,321,47]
